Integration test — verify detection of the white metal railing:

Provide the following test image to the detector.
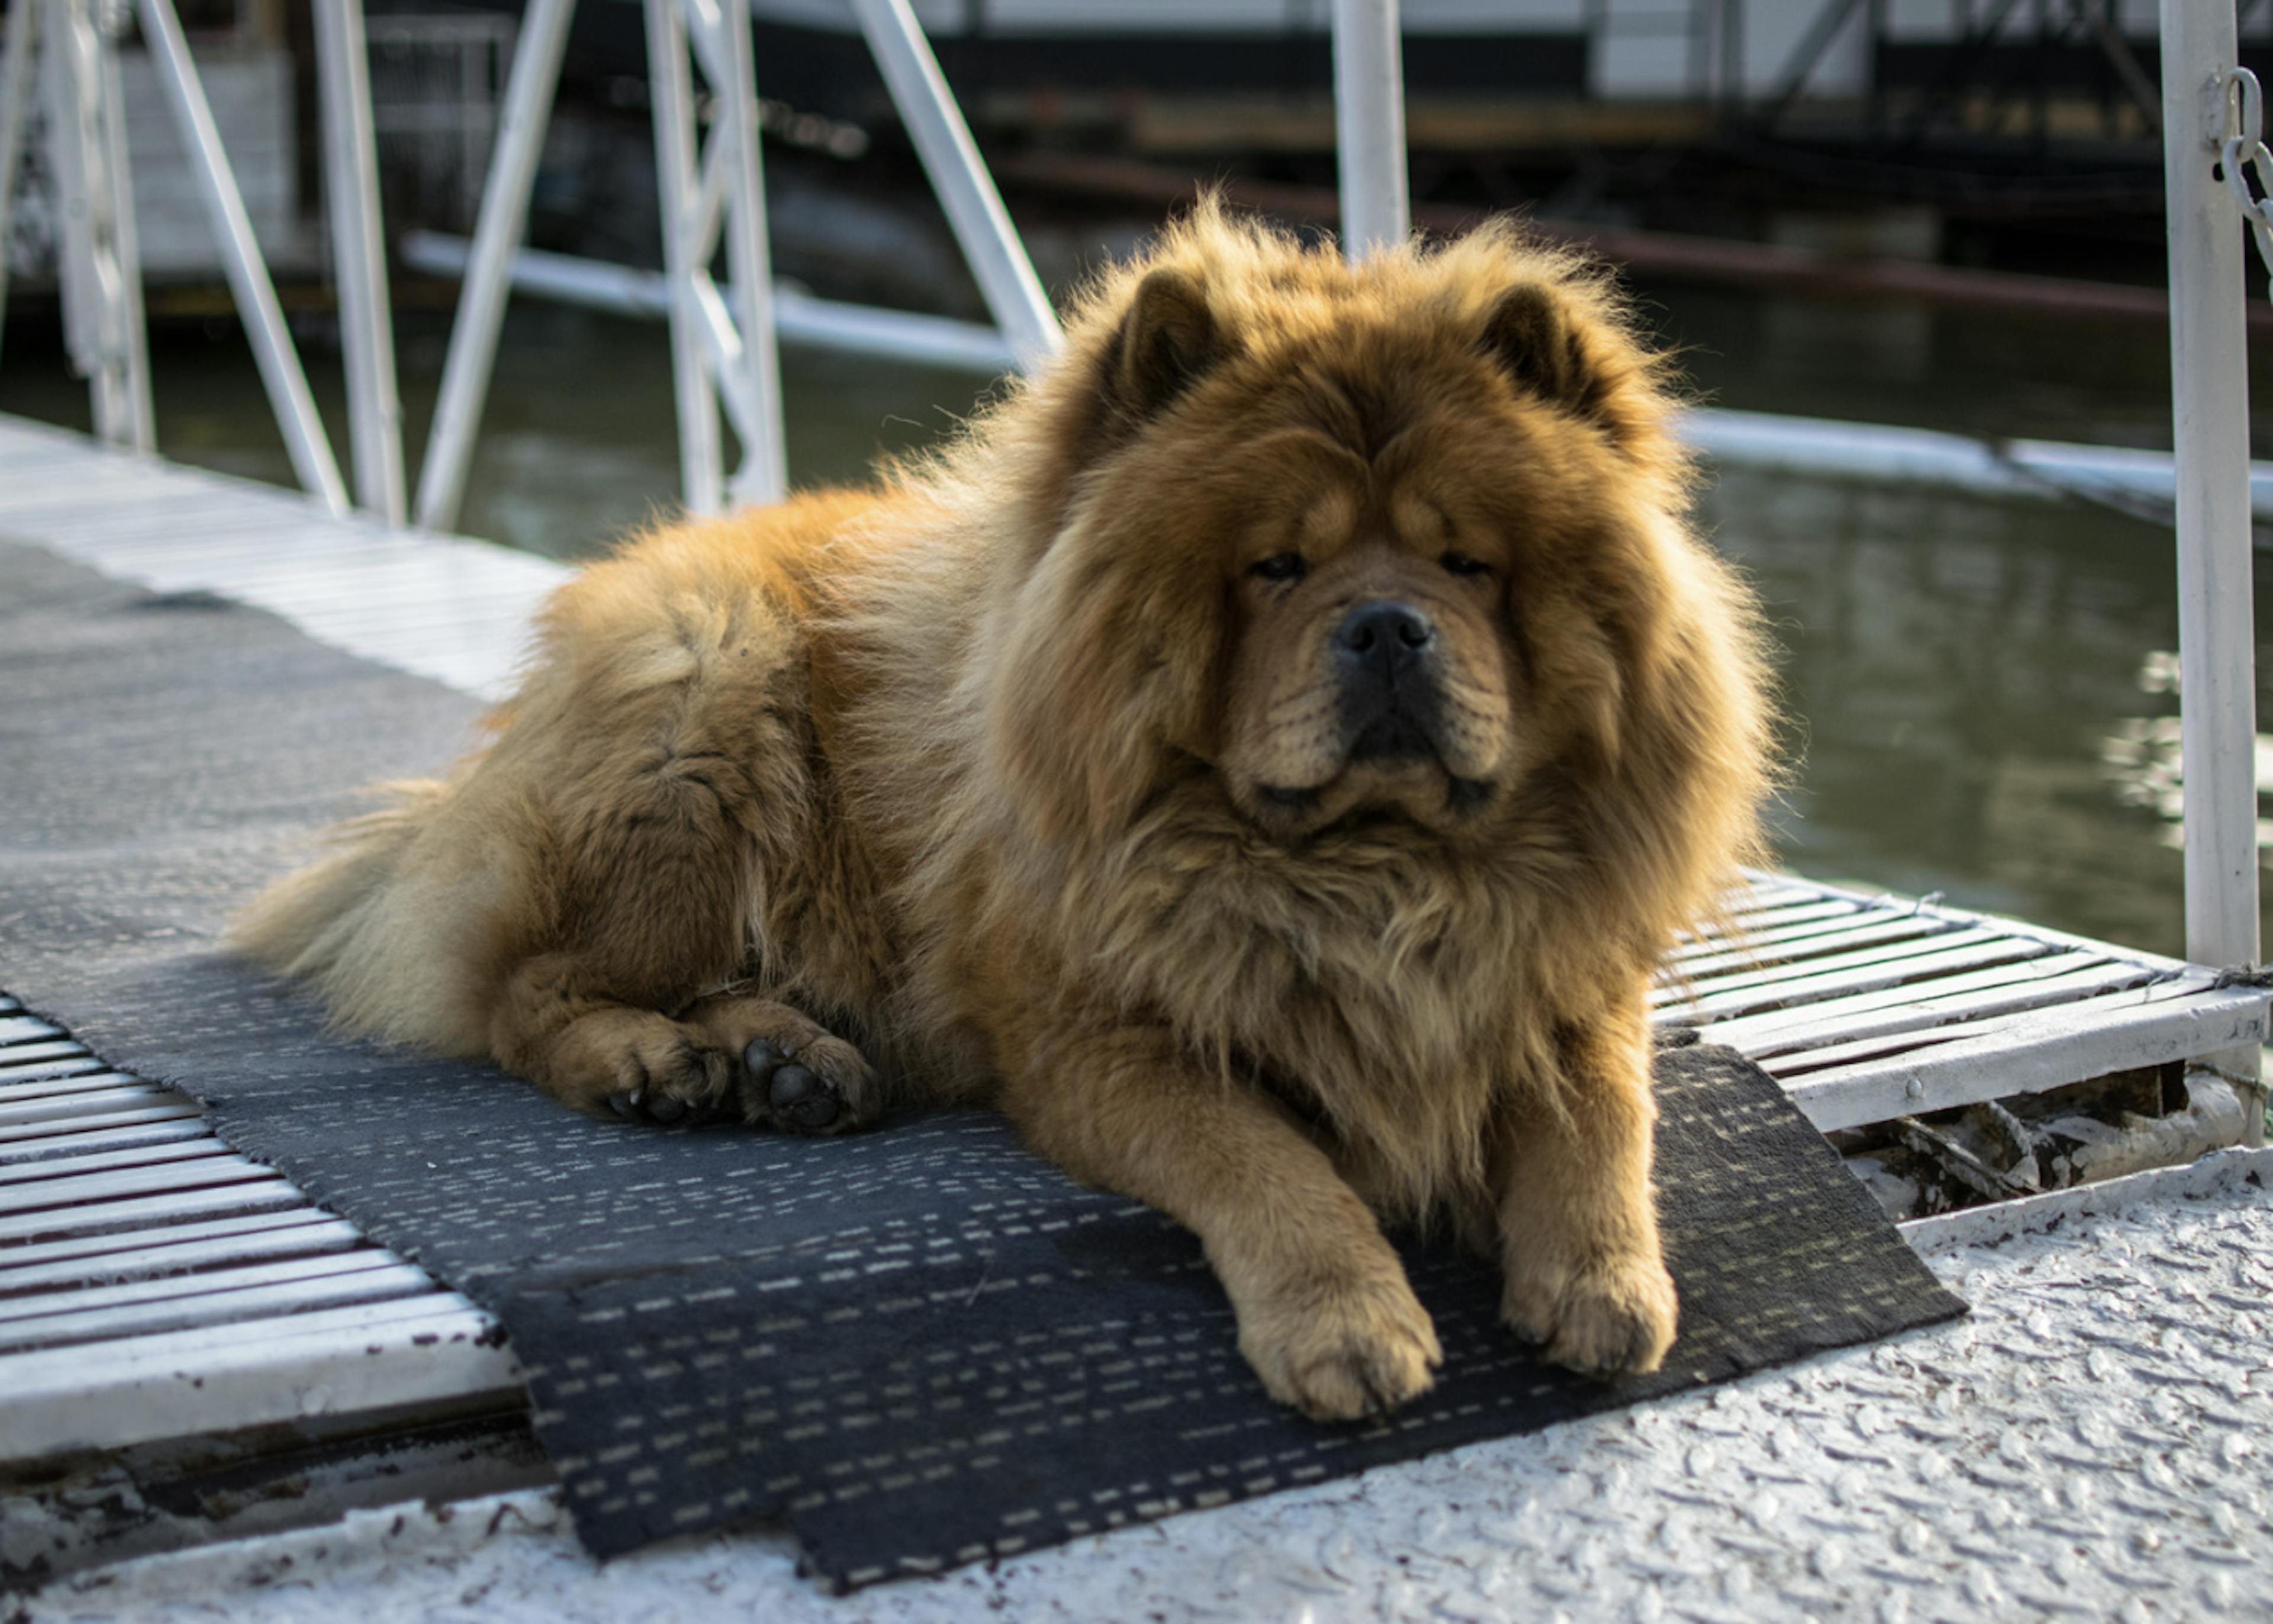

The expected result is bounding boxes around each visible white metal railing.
[314,0,404,524]
[0,0,1404,528]
[0,0,2253,1139]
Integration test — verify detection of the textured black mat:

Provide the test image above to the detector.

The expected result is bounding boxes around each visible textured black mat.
[0,538,1965,1586]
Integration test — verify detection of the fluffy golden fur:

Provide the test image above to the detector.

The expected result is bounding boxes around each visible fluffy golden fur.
[237,205,1772,1420]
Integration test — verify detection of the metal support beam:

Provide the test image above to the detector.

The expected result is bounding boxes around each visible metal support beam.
[706,0,784,507]
[413,0,575,534]
[1331,0,1409,260]
[136,0,345,512]
[41,0,152,452]
[0,0,39,372]
[846,0,1060,369]
[2161,1,2262,1145]
[643,0,787,514]
[314,0,406,524]
[646,0,723,515]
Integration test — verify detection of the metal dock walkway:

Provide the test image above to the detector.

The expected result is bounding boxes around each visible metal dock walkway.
[1,411,2266,1472]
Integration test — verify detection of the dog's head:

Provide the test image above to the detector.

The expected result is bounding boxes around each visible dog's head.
[986,205,1759,866]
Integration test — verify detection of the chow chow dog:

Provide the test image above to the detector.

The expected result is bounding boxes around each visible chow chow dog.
[237,204,1772,1420]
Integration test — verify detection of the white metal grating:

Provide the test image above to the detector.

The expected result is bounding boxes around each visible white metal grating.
[0,412,2264,1468]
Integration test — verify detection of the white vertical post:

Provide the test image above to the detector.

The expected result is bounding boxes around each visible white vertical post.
[713,0,785,507]
[1332,0,1409,260]
[0,0,39,372]
[413,0,575,533]
[89,0,149,448]
[43,0,152,451]
[136,0,346,511]
[314,0,407,524]
[846,0,1060,370]
[2161,0,2262,1145]
[646,0,722,515]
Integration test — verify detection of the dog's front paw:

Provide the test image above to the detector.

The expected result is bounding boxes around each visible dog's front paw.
[539,1011,736,1126]
[1240,1267,1443,1422]
[1502,1248,1677,1378]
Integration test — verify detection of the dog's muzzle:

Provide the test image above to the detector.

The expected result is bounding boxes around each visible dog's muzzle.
[1334,598,1445,763]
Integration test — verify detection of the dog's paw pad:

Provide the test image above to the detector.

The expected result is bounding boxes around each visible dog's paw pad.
[741,1037,870,1135]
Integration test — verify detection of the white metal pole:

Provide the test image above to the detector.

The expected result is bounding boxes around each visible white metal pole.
[1332,0,1409,260]
[412,0,575,533]
[136,0,346,512]
[43,0,151,451]
[646,0,722,515]
[0,0,39,372]
[314,0,407,524]
[2161,0,2262,1145]
[714,0,786,506]
[91,2,151,450]
[845,0,1060,370]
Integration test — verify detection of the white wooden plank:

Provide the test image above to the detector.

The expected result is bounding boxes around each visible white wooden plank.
[0,1263,447,1355]
[1709,956,2165,1056]
[0,1251,413,1335]
[0,1207,340,1273]
[1657,930,2052,1020]
[0,1069,160,1101]
[0,1179,301,1244]
[0,1103,208,1143]
[0,1136,228,1185]
[1757,978,2223,1078]
[0,1297,520,1464]
[1660,918,1994,994]
[0,1084,185,1126]
[0,1117,215,1165]
[0,1218,366,1296]
[1677,898,1869,944]
[0,1048,108,1080]
[0,1014,66,1044]
[0,1154,279,1216]
[1661,912,1958,978]
[1788,984,2273,1132]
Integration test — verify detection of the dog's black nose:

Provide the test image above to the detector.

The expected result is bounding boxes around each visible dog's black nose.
[1335,600,1434,679]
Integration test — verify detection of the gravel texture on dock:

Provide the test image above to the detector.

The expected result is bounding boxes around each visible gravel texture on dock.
[18,1172,2270,1623]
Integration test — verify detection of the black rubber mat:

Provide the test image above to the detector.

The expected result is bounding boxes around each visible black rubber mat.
[0,539,1965,1586]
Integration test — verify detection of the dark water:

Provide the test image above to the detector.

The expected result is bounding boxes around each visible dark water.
[2,286,2263,962]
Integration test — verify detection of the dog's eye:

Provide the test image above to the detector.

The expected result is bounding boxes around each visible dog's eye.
[1251,553,1308,583]
[1440,551,1490,578]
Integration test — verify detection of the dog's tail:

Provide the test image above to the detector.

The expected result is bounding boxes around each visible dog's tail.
[230,779,459,1042]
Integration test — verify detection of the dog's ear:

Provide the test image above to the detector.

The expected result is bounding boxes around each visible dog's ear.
[1106,269,1220,421]
[1479,283,1602,418]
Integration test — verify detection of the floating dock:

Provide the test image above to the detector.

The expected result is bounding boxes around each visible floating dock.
[0,412,2264,1478]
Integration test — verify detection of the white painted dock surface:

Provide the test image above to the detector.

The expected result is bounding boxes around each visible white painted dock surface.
[2,413,2268,1612]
